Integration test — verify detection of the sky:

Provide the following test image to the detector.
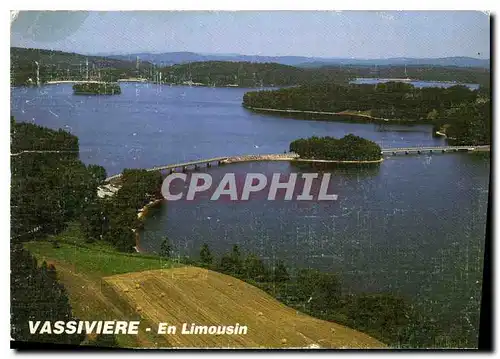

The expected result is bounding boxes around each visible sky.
[10,11,490,59]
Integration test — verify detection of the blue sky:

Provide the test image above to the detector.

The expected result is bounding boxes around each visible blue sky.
[10,11,490,58]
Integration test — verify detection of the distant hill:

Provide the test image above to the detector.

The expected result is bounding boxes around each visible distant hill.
[106,51,490,69]
[300,57,491,69]
[160,60,490,89]
[11,47,146,69]
[108,52,314,67]
[10,47,490,89]
[10,47,151,85]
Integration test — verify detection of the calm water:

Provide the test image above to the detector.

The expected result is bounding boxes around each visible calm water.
[11,83,489,342]
[351,78,480,90]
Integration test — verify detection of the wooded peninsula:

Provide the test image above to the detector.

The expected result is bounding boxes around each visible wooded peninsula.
[243,82,491,145]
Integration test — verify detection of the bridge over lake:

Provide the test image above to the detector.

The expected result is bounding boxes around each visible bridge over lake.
[103,145,490,184]
[380,145,490,155]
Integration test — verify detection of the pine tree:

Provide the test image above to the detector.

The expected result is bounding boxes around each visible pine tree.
[160,238,172,259]
[230,245,243,275]
[243,254,270,282]
[273,260,290,283]
[199,243,213,267]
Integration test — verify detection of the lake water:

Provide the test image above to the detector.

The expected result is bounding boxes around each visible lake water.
[350,78,480,90]
[10,83,489,345]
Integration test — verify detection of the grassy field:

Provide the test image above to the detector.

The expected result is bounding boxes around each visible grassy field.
[104,267,385,348]
[24,223,385,349]
[24,224,173,277]
[24,223,175,347]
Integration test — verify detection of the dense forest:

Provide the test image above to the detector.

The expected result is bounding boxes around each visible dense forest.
[290,134,382,161]
[159,61,353,87]
[81,169,163,252]
[10,119,163,345]
[434,98,491,145]
[10,47,151,85]
[11,119,105,241]
[244,82,491,145]
[10,118,106,345]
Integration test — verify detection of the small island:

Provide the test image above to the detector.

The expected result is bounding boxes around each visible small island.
[73,82,122,95]
[290,134,383,162]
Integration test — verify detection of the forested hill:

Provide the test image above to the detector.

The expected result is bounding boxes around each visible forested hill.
[243,82,480,119]
[159,61,352,87]
[159,61,490,89]
[161,61,305,87]
[10,47,152,86]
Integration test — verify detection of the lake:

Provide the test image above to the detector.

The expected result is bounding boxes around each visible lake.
[10,83,489,345]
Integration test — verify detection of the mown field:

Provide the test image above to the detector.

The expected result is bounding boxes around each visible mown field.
[105,267,385,348]
[24,223,384,349]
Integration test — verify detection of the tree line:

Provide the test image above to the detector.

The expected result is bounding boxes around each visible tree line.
[290,134,382,161]
[159,241,468,348]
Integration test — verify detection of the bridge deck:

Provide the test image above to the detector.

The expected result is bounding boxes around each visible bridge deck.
[104,145,490,182]
[148,157,228,171]
[381,145,490,153]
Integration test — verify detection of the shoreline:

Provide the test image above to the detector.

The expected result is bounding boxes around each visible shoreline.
[243,106,428,125]
[245,106,384,120]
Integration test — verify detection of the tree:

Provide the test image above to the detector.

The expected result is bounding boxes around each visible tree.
[217,245,244,276]
[296,269,342,312]
[343,293,416,346]
[87,164,107,185]
[80,200,106,243]
[10,246,85,345]
[199,243,213,267]
[243,254,270,282]
[229,245,243,275]
[160,238,172,259]
[273,260,290,283]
